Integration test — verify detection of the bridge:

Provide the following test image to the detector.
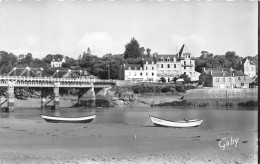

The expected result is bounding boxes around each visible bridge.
[0,67,115,112]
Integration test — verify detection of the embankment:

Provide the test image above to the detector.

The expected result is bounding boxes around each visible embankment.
[184,88,258,107]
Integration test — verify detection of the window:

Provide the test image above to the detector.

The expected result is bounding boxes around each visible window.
[244,77,246,80]
[165,59,167,62]
[188,55,190,58]
[174,64,176,68]
[241,83,244,86]
[229,78,231,82]
[190,72,192,75]
[167,64,170,68]
[190,61,192,65]
[216,78,219,82]
[161,64,163,68]
[146,72,148,76]
[134,72,136,76]
[146,66,148,70]
[184,66,186,69]
[238,77,241,80]
[128,73,131,76]
[184,61,186,65]
[152,73,154,76]
[140,73,142,76]
[223,78,225,82]
[184,72,186,75]
[152,67,154,70]
[252,67,254,71]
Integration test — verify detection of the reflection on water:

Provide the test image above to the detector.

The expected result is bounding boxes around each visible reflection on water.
[0,106,258,131]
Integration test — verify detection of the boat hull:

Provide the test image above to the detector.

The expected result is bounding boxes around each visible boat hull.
[40,114,96,123]
[150,115,203,128]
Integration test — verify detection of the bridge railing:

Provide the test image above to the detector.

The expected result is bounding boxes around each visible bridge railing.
[0,76,115,84]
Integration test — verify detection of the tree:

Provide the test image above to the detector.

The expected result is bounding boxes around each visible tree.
[124,38,142,59]
[225,51,240,68]
[179,74,191,84]
[159,77,166,83]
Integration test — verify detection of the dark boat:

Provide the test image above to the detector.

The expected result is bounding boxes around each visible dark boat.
[40,114,96,123]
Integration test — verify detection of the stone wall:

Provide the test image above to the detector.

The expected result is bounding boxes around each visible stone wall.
[185,88,257,100]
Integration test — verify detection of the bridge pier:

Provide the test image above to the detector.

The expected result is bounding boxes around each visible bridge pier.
[41,89,47,109]
[78,83,96,108]
[54,82,60,109]
[7,81,15,112]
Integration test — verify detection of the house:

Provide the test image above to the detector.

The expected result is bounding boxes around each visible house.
[199,67,251,88]
[123,44,200,82]
[50,58,66,67]
[237,57,256,78]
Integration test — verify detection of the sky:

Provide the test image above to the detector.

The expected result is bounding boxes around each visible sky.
[0,0,258,59]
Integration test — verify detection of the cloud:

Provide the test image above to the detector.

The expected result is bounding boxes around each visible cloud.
[0,13,7,29]
[171,34,206,56]
[78,31,122,56]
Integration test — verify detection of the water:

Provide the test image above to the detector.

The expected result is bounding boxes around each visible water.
[0,107,258,131]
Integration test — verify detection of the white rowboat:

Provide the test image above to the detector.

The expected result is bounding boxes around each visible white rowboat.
[150,115,203,128]
[40,114,96,123]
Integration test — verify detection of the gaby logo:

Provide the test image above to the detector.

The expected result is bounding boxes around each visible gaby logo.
[219,137,239,150]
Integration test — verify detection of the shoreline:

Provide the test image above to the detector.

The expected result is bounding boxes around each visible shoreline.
[0,118,257,164]
[0,94,258,110]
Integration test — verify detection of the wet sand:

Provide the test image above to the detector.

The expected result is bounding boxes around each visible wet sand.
[0,118,257,164]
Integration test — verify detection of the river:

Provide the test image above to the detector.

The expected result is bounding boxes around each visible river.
[0,107,258,131]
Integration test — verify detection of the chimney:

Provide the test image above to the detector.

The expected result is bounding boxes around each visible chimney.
[146,48,151,57]
[209,70,212,75]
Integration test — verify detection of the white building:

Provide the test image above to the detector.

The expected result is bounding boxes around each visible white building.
[50,58,66,67]
[123,44,201,82]
[238,57,256,78]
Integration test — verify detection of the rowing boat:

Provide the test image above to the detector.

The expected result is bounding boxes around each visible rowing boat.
[40,114,96,123]
[149,115,203,128]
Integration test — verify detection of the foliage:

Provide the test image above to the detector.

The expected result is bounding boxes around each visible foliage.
[237,101,258,107]
[158,77,166,83]
[179,74,191,84]
[124,38,142,59]
[154,100,193,107]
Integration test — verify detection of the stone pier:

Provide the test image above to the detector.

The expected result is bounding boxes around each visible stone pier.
[54,82,60,109]
[41,88,47,109]
[7,81,15,112]
[78,83,96,107]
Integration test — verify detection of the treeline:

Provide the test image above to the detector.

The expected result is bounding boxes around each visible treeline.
[0,50,124,80]
[0,37,258,80]
[195,51,258,73]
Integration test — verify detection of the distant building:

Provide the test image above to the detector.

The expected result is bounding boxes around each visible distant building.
[237,57,256,78]
[123,44,200,82]
[50,58,65,67]
[199,67,251,88]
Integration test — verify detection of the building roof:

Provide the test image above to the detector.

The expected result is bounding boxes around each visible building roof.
[142,57,156,64]
[204,67,247,77]
[155,54,178,60]
[124,64,142,70]
[241,57,255,65]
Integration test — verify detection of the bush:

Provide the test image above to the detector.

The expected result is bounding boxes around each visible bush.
[237,101,258,107]
[176,85,185,92]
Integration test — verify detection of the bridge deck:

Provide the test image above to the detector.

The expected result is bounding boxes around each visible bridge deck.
[0,76,115,88]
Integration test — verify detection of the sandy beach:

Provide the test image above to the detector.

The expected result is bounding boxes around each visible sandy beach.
[0,117,257,164]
